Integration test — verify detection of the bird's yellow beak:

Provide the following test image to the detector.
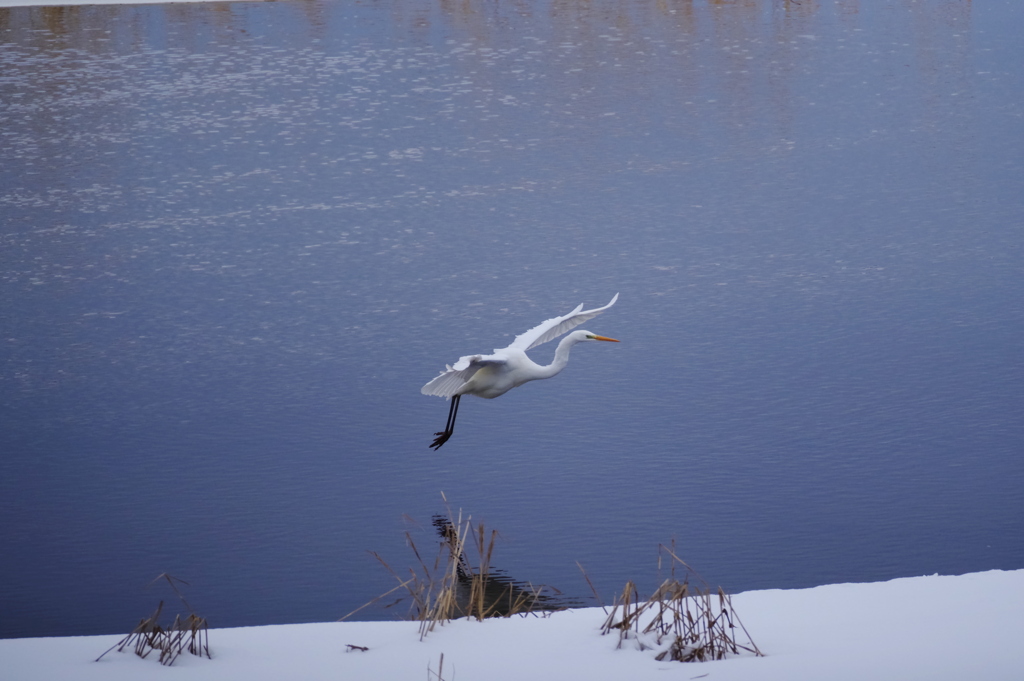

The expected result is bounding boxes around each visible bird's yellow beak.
[592,335,619,342]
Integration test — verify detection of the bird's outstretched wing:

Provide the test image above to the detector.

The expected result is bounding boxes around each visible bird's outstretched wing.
[505,293,619,352]
[421,354,507,398]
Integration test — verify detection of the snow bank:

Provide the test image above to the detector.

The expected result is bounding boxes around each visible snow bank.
[2,570,1022,681]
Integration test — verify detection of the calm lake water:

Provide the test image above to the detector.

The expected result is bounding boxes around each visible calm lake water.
[1,0,1022,639]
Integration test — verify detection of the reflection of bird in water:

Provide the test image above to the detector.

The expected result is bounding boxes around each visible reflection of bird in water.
[422,294,620,450]
[433,515,472,580]
[431,516,578,618]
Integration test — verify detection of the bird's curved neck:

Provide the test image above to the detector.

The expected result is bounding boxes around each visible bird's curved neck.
[535,334,583,379]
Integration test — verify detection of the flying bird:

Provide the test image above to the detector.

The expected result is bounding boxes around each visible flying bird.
[421,293,620,450]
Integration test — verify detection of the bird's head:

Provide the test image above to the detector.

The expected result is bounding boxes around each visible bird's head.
[575,330,620,343]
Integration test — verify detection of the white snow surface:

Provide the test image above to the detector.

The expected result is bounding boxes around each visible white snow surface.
[3,570,1022,681]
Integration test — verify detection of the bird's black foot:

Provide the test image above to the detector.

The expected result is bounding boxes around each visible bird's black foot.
[430,430,453,450]
[431,395,460,451]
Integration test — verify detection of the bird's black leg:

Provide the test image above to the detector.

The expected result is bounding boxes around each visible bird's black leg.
[444,394,459,433]
[448,394,461,431]
[430,395,460,450]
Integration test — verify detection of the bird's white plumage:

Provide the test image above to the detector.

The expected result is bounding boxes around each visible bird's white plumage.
[420,294,619,399]
[508,293,619,351]
[420,355,507,398]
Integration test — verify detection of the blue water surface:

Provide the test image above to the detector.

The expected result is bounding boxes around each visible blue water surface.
[1,0,1022,639]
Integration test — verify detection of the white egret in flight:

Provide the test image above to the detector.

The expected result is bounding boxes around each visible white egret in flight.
[421,293,620,450]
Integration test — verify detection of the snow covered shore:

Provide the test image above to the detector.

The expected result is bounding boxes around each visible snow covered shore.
[3,569,1022,681]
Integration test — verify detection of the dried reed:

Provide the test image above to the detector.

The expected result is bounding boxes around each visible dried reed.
[427,652,449,681]
[600,545,762,663]
[346,495,569,638]
[96,574,210,666]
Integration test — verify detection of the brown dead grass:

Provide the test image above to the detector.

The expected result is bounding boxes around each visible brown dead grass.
[600,544,762,662]
[96,574,210,666]
[344,494,568,639]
